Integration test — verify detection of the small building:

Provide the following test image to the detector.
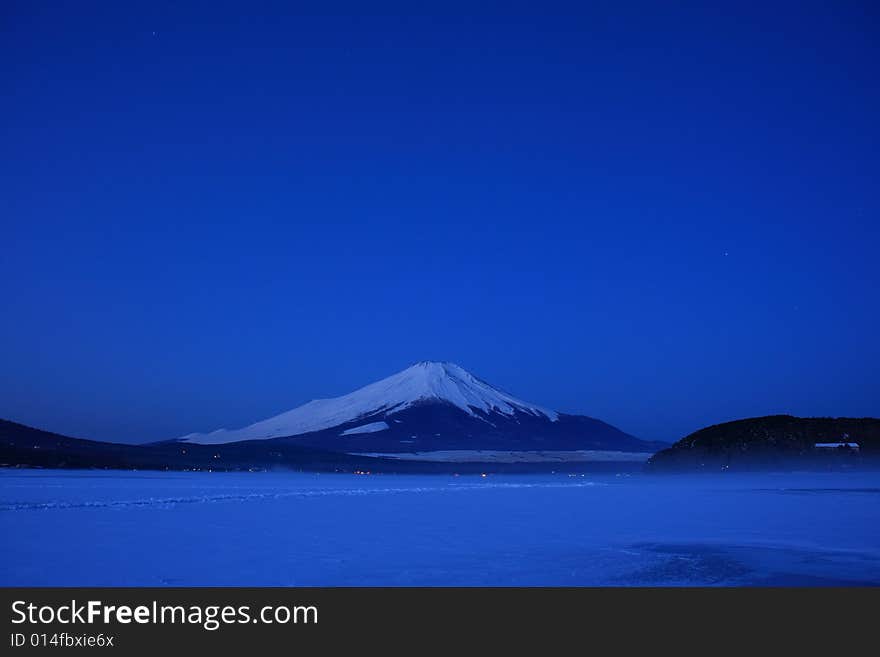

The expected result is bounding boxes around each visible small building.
[814,440,860,452]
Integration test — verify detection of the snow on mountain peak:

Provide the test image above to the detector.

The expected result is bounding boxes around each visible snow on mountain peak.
[179,361,558,444]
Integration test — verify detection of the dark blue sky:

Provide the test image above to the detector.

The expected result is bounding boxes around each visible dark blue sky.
[2,2,878,444]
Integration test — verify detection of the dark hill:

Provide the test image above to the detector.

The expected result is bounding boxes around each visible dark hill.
[647,415,880,472]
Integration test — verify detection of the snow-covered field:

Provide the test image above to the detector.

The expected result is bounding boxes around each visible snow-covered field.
[2,469,879,586]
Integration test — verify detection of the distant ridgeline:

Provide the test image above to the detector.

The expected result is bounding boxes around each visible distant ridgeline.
[647,416,880,472]
[4,413,879,475]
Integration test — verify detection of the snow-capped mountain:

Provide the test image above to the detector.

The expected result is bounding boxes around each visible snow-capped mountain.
[179,361,662,455]
[180,361,556,444]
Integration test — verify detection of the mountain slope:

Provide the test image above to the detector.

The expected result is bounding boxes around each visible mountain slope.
[265,401,662,453]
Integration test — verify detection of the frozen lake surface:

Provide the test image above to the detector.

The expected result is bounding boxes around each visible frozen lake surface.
[2,469,879,586]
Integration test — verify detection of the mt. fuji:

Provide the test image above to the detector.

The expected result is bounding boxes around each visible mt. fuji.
[179,361,662,455]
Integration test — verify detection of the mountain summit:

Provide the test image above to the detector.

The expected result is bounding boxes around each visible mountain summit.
[179,361,661,455]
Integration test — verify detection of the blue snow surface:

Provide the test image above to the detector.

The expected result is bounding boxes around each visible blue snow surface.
[2,469,879,586]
